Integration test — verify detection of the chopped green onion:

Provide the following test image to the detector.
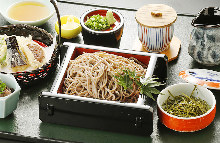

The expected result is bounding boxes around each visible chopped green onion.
[85,14,110,31]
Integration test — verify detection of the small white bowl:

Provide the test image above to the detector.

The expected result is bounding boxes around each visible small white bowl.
[0,73,21,118]
[157,83,216,132]
[0,0,56,26]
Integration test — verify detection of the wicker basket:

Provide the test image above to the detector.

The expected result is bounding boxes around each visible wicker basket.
[0,0,61,86]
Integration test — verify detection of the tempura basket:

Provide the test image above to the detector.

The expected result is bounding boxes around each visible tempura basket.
[0,0,61,86]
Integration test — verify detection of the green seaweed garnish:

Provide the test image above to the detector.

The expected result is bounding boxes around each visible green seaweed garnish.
[162,85,211,118]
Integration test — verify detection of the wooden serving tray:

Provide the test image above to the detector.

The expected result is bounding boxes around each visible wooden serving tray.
[132,36,181,62]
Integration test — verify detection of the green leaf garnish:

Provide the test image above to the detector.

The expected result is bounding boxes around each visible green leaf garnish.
[0,79,6,94]
[114,70,133,90]
[114,69,163,101]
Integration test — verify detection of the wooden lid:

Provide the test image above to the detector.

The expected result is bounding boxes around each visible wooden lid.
[135,4,177,28]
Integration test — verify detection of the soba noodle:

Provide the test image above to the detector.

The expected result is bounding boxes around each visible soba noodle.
[63,52,146,103]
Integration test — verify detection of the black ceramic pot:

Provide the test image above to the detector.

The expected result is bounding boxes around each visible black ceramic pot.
[80,8,124,48]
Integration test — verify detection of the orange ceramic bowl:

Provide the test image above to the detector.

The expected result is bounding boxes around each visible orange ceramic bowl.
[157,83,216,132]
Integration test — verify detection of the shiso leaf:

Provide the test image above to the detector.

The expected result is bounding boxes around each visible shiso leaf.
[114,69,163,101]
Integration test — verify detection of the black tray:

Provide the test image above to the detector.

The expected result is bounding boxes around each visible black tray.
[39,43,168,136]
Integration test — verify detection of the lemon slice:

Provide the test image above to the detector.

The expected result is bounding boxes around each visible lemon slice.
[55,15,82,39]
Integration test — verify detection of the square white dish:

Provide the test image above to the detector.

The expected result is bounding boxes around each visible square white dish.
[0,73,21,118]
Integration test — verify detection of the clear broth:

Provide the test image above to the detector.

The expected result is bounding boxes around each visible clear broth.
[8,1,50,21]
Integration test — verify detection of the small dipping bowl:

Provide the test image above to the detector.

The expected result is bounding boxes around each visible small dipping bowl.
[0,0,56,26]
[135,4,177,53]
[157,83,216,132]
[0,73,21,118]
[80,8,124,47]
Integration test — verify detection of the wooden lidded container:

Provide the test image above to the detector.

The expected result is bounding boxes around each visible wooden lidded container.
[135,4,177,53]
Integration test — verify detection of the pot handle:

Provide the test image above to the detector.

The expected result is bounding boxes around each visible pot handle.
[50,0,61,48]
[50,0,62,65]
